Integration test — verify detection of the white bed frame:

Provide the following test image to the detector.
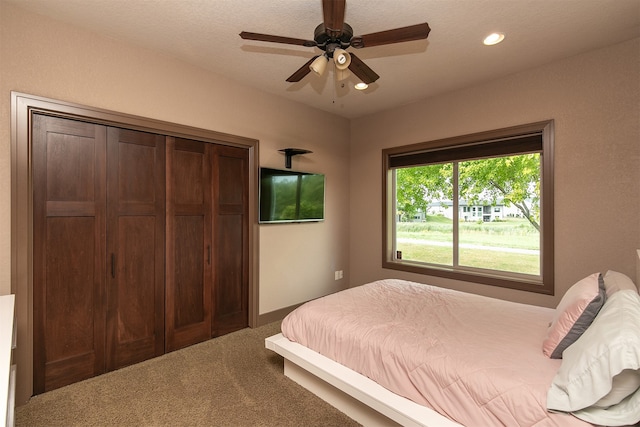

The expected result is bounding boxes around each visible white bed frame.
[268,253,640,426]
[265,333,462,427]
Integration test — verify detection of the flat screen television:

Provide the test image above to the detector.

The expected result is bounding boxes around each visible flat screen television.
[259,167,325,223]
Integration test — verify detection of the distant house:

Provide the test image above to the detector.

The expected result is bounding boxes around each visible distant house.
[459,204,504,222]
[406,200,525,222]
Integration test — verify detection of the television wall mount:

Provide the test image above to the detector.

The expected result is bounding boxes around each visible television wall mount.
[279,148,312,169]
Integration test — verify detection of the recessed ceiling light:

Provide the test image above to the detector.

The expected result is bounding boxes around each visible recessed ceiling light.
[355,82,368,90]
[483,32,505,46]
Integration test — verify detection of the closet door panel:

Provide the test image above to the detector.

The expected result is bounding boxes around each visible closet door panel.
[215,214,244,311]
[32,114,107,394]
[212,146,249,337]
[166,137,212,351]
[42,217,99,390]
[114,217,156,340]
[44,218,96,360]
[174,216,205,328]
[106,128,165,371]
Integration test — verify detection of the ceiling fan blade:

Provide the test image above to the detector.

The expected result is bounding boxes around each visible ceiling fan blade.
[322,0,346,38]
[240,31,317,47]
[350,23,431,48]
[347,53,379,84]
[286,56,319,82]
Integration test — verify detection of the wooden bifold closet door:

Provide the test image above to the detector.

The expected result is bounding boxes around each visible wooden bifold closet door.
[165,137,213,351]
[33,115,108,393]
[32,114,248,394]
[165,139,250,350]
[211,145,249,337]
[105,127,166,371]
[33,115,166,393]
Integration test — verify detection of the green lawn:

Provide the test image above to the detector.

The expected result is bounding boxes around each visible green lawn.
[396,216,540,274]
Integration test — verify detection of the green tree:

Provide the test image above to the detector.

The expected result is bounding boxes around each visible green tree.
[460,154,540,231]
[396,163,452,221]
[396,154,540,230]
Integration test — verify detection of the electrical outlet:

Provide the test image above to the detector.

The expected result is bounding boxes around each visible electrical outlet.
[335,270,343,280]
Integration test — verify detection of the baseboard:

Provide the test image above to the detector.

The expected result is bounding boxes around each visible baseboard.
[256,302,303,327]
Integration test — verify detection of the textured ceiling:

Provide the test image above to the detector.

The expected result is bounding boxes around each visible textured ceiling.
[6,0,640,118]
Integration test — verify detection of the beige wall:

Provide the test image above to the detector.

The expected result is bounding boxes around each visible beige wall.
[350,37,640,307]
[0,2,351,305]
[1,2,350,402]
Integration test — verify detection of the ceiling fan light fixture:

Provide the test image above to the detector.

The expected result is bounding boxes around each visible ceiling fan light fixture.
[355,82,368,90]
[333,48,351,70]
[483,32,505,46]
[336,68,350,81]
[310,55,329,76]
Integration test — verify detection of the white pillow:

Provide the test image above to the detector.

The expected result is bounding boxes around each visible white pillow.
[547,290,640,426]
[593,369,640,408]
[604,270,638,297]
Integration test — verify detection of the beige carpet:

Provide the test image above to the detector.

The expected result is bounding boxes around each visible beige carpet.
[16,322,362,427]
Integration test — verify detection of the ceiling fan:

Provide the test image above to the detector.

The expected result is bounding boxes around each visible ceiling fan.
[239,0,430,84]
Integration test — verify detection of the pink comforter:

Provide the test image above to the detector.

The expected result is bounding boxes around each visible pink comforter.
[281,279,591,427]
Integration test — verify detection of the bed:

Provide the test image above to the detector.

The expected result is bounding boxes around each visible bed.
[266,275,640,426]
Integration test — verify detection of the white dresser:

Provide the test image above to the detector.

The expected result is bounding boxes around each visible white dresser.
[0,295,16,427]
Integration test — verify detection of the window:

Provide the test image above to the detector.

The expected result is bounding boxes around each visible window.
[382,121,554,294]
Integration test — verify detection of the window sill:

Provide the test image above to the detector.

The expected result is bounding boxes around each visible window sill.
[382,260,553,295]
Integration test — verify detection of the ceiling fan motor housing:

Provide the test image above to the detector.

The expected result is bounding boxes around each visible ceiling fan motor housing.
[313,22,354,56]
